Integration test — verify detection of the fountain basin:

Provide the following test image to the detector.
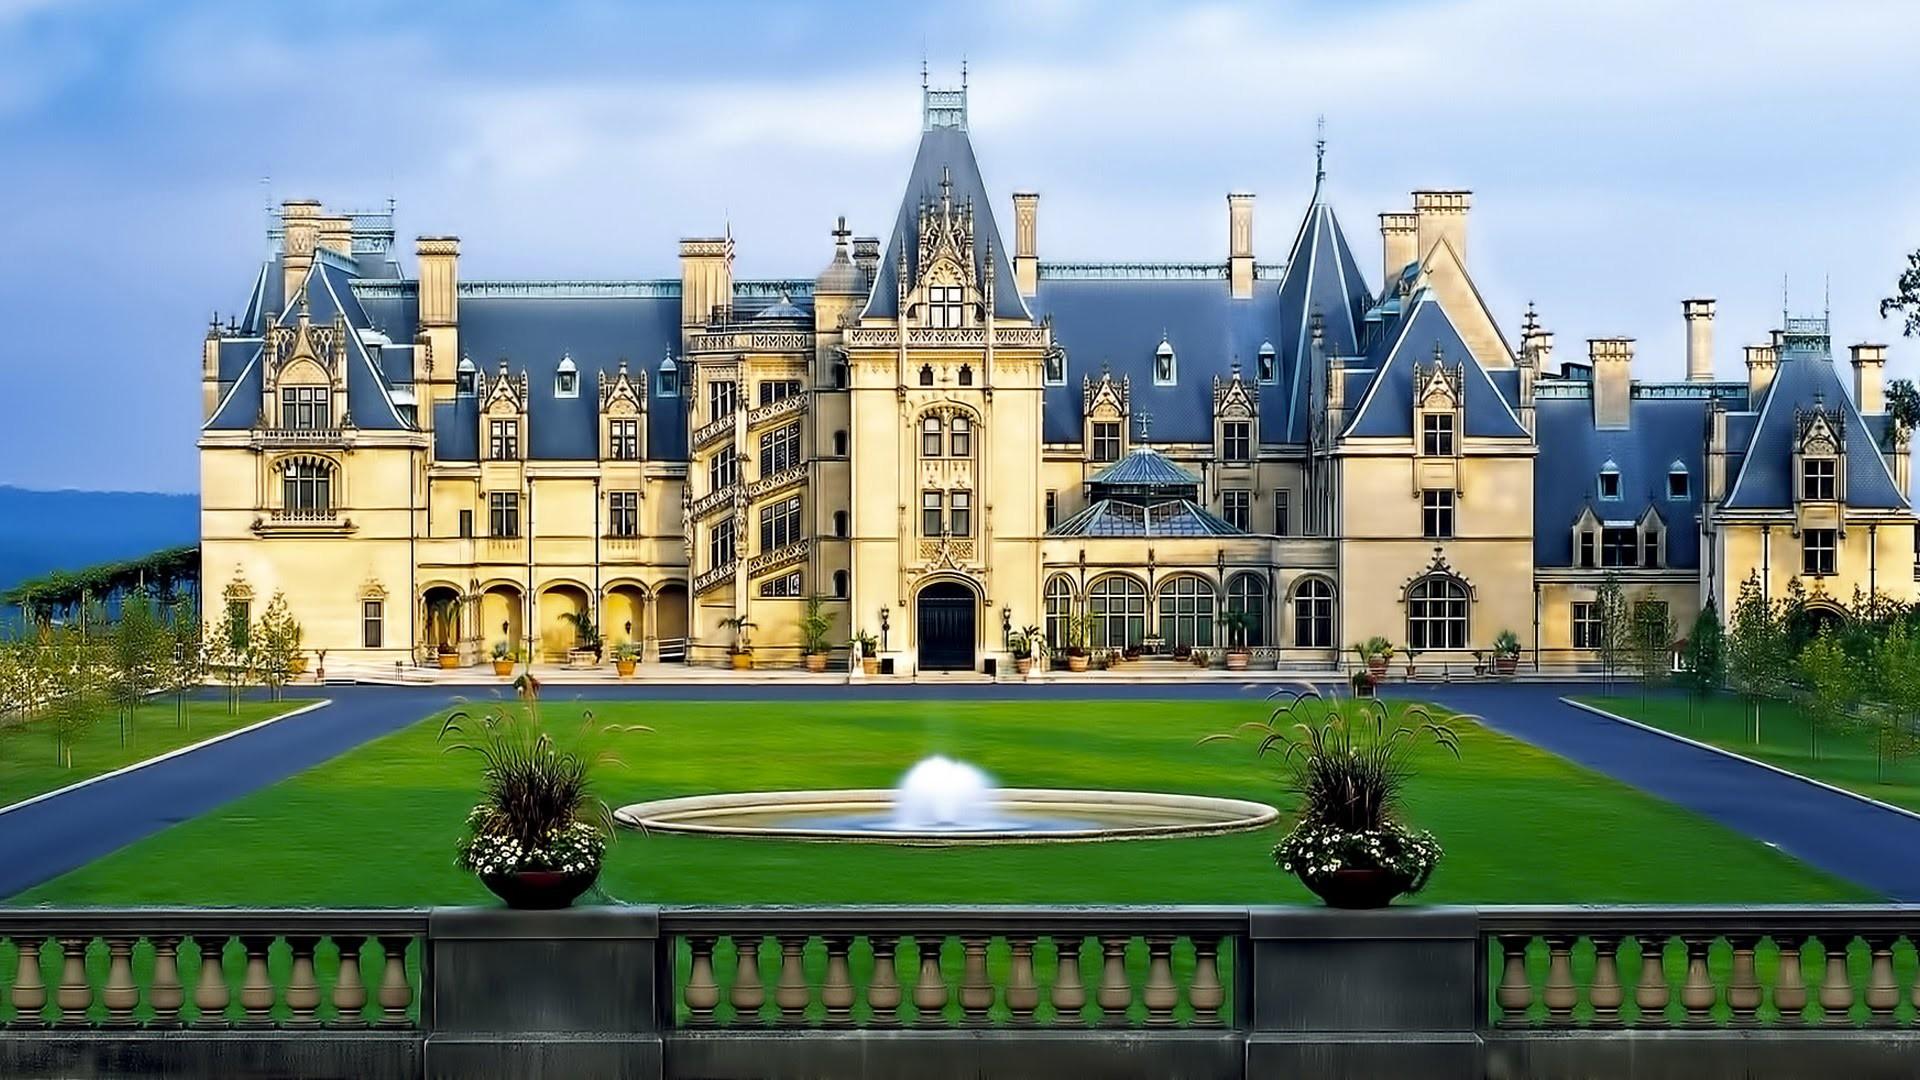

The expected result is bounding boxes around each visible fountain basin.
[613,789,1280,845]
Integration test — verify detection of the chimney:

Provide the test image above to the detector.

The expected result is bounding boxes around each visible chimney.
[679,235,735,328]
[1745,343,1779,400]
[1412,190,1470,265]
[1012,192,1039,298]
[1589,338,1634,430]
[1851,343,1888,414]
[280,199,322,306]
[852,236,881,289]
[1227,192,1255,299]
[318,215,353,257]
[1683,298,1716,382]
[1379,212,1417,285]
[415,236,460,328]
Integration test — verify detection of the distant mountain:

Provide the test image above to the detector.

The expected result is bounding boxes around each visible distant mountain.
[0,486,198,599]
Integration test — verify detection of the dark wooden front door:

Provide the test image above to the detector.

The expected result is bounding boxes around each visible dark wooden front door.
[917,582,976,672]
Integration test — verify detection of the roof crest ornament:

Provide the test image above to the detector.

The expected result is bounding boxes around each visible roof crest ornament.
[1314,115,1327,194]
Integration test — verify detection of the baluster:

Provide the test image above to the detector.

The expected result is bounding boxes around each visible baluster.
[1633,934,1669,1028]
[1051,936,1087,1027]
[960,936,992,1026]
[1096,936,1133,1027]
[1726,935,1759,1026]
[376,936,413,1029]
[1773,935,1808,1026]
[912,936,948,1027]
[775,936,809,1027]
[1680,937,1715,1027]
[101,937,138,1028]
[10,937,45,1029]
[1865,936,1898,1026]
[55,937,92,1028]
[1588,936,1623,1028]
[1143,936,1177,1027]
[237,937,275,1028]
[1495,935,1533,1026]
[192,935,230,1028]
[1189,938,1225,1028]
[329,936,368,1028]
[1542,936,1576,1025]
[866,936,900,1028]
[285,937,320,1029]
[684,937,719,1027]
[1818,935,1855,1027]
[148,937,184,1029]
[820,937,854,1027]
[1005,937,1039,1025]
[730,936,766,1026]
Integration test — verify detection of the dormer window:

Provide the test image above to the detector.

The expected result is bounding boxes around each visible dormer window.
[1257,342,1277,384]
[554,356,578,398]
[1801,458,1836,501]
[1154,339,1177,385]
[456,358,477,396]
[1421,413,1454,456]
[281,385,329,430]
[1598,463,1621,500]
[1043,348,1066,386]
[925,285,965,329]
[656,357,679,397]
[1667,463,1690,500]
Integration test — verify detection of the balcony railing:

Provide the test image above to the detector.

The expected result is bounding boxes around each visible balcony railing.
[691,414,733,451]
[250,427,348,448]
[688,483,738,521]
[744,392,807,432]
[10,905,1920,1079]
[692,560,735,595]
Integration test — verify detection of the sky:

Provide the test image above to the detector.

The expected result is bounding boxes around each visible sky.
[0,0,1916,493]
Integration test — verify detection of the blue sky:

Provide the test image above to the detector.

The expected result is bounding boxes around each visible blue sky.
[0,0,1915,493]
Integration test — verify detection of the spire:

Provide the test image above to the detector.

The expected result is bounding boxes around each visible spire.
[1314,115,1327,196]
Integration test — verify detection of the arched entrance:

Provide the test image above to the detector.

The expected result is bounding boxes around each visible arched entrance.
[917,580,977,672]
[605,583,648,650]
[420,584,464,660]
[654,582,689,662]
[480,584,524,657]
[538,582,591,659]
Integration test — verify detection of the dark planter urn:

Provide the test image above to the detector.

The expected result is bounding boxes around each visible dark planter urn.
[1494,654,1518,676]
[1302,867,1412,909]
[481,868,598,910]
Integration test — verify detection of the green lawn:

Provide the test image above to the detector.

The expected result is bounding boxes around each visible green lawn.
[1584,691,1920,814]
[0,697,309,807]
[13,697,1868,906]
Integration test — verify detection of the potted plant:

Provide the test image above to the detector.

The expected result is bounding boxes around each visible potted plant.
[800,595,834,673]
[1008,625,1043,675]
[1491,630,1521,676]
[1064,614,1092,672]
[721,616,757,671]
[1223,610,1256,671]
[612,641,639,678]
[560,612,602,668]
[1352,636,1393,679]
[1206,688,1460,909]
[490,641,516,677]
[1350,669,1376,698]
[427,593,463,669]
[439,683,647,909]
[854,630,880,675]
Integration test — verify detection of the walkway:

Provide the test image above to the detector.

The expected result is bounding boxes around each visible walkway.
[5,680,1920,900]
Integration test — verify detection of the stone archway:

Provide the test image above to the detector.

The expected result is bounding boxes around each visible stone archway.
[916,579,979,672]
[420,584,463,660]
[605,583,648,650]
[538,582,591,660]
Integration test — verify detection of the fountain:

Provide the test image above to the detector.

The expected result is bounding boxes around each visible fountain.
[614,754,1278,845]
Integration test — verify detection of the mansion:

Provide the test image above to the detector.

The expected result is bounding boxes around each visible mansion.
[198,81,1918,673]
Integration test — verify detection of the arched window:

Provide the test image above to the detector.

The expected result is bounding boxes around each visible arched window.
[1158,575,1216,648]
[1598,460,1621,500]
[832,510,848,537]
[1667,462,1690,500]
[456,357,477,396]
[1154,338,1177,385]
[919,364,934,387]
[554,355,579,398]
[1088,575,1147,650]
[950,415,972,457]
[832,570,849,598]
[281,458,334,516]
[1256,341,1277,384]
[921,416,943,457]
[958,364,974,387]
[1226,573,1267,647]
[1292,577,1333,648]
[656,357,680,397]
[1045,576,1075,650]
[1407,576,1468,650]
[833,430,848,456]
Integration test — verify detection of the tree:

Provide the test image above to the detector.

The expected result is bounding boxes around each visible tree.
[1796,630,1857,761]
[1867,626,1920,782]
[1628,600,1675,706]
[1593,573,1629,691]
[39,624,102,768]
[208,596,252,715]
[164,598,205,729]
[1880,249,1920,339]
[108,592,164,747]
[1727,571,1784,743]
[1681,599,1726,725]
[1886,379,1920,449]
[251,592,302,703]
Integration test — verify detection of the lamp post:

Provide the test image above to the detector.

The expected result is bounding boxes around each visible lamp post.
[1001,605,1012,647]
[879,606,890,651]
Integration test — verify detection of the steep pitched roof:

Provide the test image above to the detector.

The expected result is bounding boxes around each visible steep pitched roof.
[1723,350,1906,510]
[862,123,1028,321]
[1342,291,1527,439]
[1534,393,1712,568]
[1271,196,1372,442]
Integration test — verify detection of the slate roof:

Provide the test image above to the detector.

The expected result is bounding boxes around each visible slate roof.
[1343,291,1528,440]
[1723,349,1907,510]
[1089,446,1201,488]
[1049,498,1246,538]
[1270,195,1373,441]
[863,123,1029,321]
[1533,393,1714,568]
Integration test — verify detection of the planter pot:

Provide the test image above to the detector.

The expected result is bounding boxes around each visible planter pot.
[1365,656,1388,678]
[1225,651,1250,671]
[805,653,827,673]
[1067,654,1089,672]
[615,659,637,677]
[1494,654,1518,676]
[437,653,460,670]
[1302,868,1413,910]
[480,868,598,910]
[731,653,754,671]
[1015,658,1033,675]
[861,658,880,676]
[492,659,515,676]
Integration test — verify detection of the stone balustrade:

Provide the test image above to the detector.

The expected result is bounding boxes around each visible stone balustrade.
[690,413,733,450]
[687,482,737,521]
[744,392,807,431]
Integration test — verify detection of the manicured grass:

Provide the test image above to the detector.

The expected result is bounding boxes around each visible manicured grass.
[1585,691,1920,814]
[14,697,1868,906]
[0,697,309,807]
